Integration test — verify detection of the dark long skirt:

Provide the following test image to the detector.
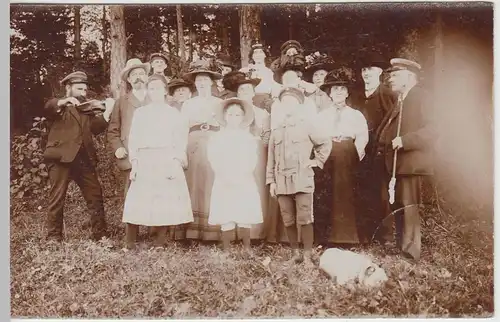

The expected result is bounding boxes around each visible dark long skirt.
[314,139,361,244]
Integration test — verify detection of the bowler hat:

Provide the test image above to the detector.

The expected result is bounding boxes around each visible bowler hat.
[121,58,151,82]
[183,59,222,83]
[222,71,261,93]
[167,78,194,96]
[214,97,255,128]
[358,51,390,70]
[60,71,88,85]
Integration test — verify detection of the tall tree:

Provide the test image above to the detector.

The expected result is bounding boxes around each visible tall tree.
[102,5,107,74]
[239,5,261,67]
[74,5,81,62]
[109,5,127,98]
[176,5,186,71]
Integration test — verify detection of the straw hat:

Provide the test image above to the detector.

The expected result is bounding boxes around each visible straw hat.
[121,58,151,82]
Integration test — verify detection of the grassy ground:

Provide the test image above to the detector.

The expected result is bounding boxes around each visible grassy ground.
[10,137,494,318]
[10,183,494,318]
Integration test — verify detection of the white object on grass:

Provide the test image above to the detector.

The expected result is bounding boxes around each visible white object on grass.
[319,248,388,288]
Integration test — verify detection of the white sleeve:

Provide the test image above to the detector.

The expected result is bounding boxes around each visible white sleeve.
[127,109,141,163]
[354,110,369,161]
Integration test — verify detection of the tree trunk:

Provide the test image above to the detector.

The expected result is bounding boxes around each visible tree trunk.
[176,5,186,72]
[74,5,81,62]
[102,6,107,75]
[109,5,127,98]
[239,5,261,68]
[222,18,230,55]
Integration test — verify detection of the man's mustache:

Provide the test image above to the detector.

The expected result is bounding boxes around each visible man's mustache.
[134,78,145,84]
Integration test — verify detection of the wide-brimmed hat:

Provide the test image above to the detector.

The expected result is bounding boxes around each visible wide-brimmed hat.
[60,71,88,85]
[222,71,261,92]
[320,70,353,93]
[386,57,422,75]
[183,59,222,82]
[215,97,255,128]
[149,52,168,63]
[121,58,151,82]
[358,51,390,70]
[278,86,305,104]
[167,78,194,96]
[274,55,306,84]
[303,60,336,82]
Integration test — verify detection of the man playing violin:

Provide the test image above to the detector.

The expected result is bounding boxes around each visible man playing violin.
[43,71,114,243]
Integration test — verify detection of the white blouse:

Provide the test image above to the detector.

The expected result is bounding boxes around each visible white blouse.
[319,105,369,160]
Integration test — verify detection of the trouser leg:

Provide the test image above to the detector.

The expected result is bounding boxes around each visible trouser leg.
[71,150,107,241]
[277,195,299,249]
[396,176,422,260]
[46,162,71,241]
[125,223,139,249]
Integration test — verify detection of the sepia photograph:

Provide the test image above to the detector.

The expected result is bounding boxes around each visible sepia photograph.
[9,1,494,319]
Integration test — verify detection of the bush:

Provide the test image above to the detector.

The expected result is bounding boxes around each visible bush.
[10,117,50,200]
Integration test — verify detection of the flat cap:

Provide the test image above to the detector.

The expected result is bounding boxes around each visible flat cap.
[60,71,88,85]
[280,40,303,54]
[387,58,422,74]
[149,52,168,63]
[279,86,305,104]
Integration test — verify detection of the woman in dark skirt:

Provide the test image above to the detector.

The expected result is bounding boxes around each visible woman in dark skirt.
[315,70,369,245]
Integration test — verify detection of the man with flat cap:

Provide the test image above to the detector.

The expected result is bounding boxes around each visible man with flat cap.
[375,58,436,261]
[43,71,115,242]
[352,51,397,244]
[107,58,151,198]
[149,52,170,78]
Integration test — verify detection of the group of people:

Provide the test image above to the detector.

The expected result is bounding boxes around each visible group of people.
[42,39,434,263]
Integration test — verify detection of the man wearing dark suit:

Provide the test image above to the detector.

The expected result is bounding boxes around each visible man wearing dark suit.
[107,58,151,245]
[351,52,397,244]
[43,71,114,242]
[375,58,436,261]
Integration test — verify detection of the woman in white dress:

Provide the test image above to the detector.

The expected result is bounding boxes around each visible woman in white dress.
[181,60,224,241]
[122,74,193,249]
[207,98,263,252]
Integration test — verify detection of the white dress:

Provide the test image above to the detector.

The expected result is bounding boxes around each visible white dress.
[207,128,263,226]
[122,102,194,226]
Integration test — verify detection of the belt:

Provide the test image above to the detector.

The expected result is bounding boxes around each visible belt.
[332,136,354,142]
[189,123,220,133]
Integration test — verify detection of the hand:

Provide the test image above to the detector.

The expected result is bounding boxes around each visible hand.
[269,183,277,198]
[307,159,319,169]
[392,137,403,150]
[129,168,137,181]
[103,98,115,121]
[58,97,80,107]
[115,147,128,159]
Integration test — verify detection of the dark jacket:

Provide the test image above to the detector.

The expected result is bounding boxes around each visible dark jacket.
[107,92,151,171]
[376,86,436,176]
[43,98,108,167]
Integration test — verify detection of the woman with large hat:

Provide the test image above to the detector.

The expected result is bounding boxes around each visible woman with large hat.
[167,78,195,111]
[207,98,263,253]
[215,55,238,99]
[303,54,335,113]
[315,69,369,245]
[181,59,224,242]
[222,71,271,242]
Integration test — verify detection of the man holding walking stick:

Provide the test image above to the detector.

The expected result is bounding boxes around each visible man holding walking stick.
[374,58,436,261]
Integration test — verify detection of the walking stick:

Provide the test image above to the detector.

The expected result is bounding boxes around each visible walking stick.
[389,96,403,204]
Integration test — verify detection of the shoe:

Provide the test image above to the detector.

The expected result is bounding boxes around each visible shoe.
[290,249,303,264]
[303,250,317,267]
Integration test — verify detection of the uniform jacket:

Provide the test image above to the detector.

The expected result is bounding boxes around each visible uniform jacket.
[43,97,108,167]
[376,86,436,176]
[107,91,151,170]
[266,111,332,195]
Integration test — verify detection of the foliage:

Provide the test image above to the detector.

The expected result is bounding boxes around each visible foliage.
[10,117,50,199]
